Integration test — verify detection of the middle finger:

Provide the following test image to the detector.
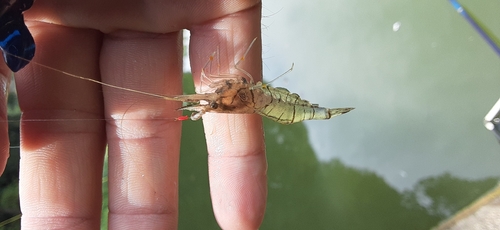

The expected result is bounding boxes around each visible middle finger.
[100,31,183,229]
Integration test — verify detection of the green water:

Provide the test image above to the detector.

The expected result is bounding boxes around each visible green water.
[254,0,500,229]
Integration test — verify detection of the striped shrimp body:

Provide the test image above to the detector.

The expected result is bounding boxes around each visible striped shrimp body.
[254,83,354,124]
[179,77,354,124]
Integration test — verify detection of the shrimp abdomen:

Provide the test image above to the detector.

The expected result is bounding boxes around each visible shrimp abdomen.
[255,85,354,124]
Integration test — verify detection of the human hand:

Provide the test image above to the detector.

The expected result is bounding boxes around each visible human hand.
[0,0,266,229]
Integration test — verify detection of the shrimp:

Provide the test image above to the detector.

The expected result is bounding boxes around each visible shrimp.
[179,38,354,124]
[179,76,354,124]
[4,38,353,124]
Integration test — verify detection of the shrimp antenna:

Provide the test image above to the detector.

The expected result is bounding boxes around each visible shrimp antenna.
[233,37,259,83]
[3,52,185,101]
[266,63,294,85]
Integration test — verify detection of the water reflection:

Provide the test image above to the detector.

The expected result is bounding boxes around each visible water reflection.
[261,0,500,194]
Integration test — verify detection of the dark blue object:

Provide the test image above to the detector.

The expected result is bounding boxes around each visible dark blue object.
[0,0,35,72]
[449,0,500,58]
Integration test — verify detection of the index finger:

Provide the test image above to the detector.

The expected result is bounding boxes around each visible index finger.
[189,4,266,230]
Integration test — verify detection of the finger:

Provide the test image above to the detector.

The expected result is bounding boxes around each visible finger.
[25,0,261,34]
[0,60,12,174]
[16,22,106,228]
[189,4,266,230]
[100,31,183,229]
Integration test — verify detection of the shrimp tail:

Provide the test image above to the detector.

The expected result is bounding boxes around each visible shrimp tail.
[328,107,355,118]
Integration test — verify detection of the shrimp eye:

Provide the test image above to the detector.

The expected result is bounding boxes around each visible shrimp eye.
[238,91,248,101]
[210,102,218,109]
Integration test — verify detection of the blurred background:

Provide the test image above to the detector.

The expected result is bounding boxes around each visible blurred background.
[2,0,500,229]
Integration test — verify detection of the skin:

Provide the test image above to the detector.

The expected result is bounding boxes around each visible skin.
[0,0,266,229]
